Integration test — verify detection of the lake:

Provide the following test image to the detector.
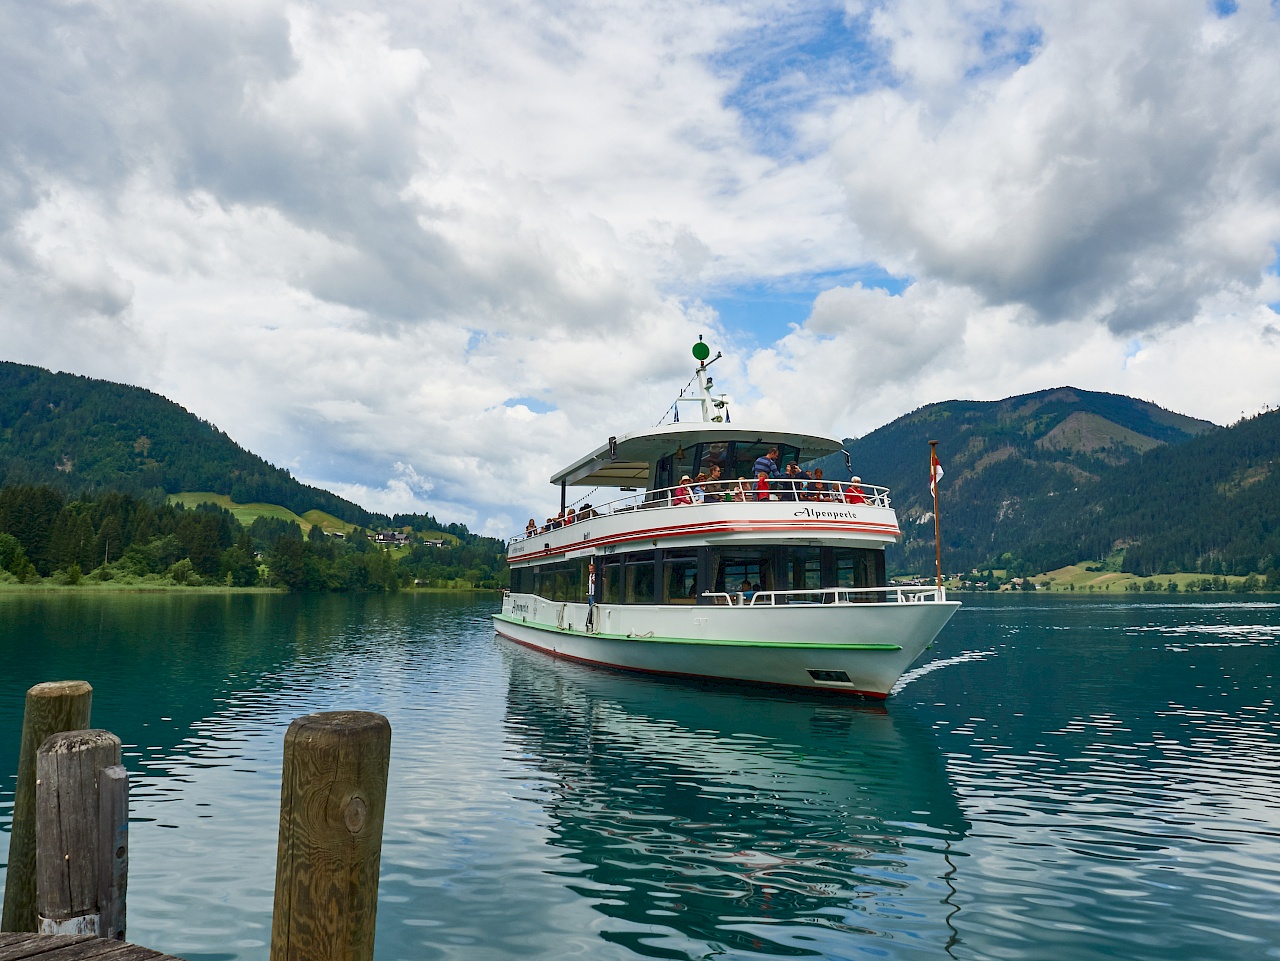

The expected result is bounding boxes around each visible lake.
[1,592,1278,961]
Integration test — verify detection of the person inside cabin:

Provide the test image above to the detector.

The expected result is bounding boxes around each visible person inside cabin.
[739,578,753,599]
[673,475,694,505]
[755,469,771,501]
[844,475,866,504]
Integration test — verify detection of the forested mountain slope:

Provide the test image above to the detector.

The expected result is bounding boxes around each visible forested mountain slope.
[0,360,383,526]
[814,387,1217,573]
[1025,406,1280,578]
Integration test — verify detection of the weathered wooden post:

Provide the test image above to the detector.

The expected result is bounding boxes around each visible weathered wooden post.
[270,711,391,961]
[2,680,93,933]
[34,729,129,939]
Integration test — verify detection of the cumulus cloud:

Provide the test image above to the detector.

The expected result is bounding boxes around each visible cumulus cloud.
[831,0,1280,332]
[1,0,1278,532]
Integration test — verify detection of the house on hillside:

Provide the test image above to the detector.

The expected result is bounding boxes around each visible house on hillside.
[374,531,411,546]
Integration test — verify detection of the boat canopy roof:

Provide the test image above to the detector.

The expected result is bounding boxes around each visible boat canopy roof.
[550,422,845,488]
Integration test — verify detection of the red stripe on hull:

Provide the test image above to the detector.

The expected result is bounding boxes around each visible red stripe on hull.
[494,627,890,700]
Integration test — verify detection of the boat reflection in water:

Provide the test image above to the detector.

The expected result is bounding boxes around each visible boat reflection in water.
[501,643,970,959]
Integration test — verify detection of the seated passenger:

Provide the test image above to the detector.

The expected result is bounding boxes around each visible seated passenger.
[565,508,576,524]
[844,475,866,504]
[807,468,829,501]
[578,504,596,520]
[692,472,709,503]
[739,578,754,600]
[673,475,694,505]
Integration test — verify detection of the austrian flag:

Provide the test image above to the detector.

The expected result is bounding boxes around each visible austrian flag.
[930,448,944,496]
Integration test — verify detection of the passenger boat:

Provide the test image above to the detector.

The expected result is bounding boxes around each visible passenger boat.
[494,342,960,698]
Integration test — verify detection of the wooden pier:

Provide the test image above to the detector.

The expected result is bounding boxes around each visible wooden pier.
[0,932,178,960]
[2,681,392,961]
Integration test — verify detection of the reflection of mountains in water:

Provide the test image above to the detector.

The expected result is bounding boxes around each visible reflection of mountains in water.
[502,646,968,958]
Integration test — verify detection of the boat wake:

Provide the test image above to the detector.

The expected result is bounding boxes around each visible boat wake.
[891,649,995,693]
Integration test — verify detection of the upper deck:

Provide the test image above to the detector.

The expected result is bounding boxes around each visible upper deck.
[509,478,899,565]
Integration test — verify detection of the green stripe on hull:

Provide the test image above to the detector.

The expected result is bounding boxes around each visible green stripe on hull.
[492,613,902,650]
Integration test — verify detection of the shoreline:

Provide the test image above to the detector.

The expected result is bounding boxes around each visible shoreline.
[0,583,502,596]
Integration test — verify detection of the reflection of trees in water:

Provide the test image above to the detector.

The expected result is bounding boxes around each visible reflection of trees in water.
[502,649,968,959]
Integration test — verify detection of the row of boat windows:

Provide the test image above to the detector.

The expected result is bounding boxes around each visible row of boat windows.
[509,546,886,605]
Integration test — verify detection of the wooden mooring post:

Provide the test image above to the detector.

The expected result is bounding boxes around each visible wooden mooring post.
[34,729,129,939]
[270,711,391,961]
[2,680,93,933]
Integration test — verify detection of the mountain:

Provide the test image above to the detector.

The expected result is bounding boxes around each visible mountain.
[1024,406,1280,578]
[815,387,1217,574]
[0,360,388,527]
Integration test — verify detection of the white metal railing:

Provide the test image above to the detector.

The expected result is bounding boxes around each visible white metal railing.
[511,478,891,546]
[700,586,947,605]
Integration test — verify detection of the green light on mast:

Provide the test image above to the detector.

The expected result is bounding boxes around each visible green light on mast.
[692,340,711,361]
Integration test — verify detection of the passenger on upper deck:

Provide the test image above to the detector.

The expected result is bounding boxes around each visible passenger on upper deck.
[844,476,866,504]
[565,508,576,525]
[752,447,781,479]
[525,518,537,535]
[755,470,771,501]
[808,468,829,501]
[673,475,694,506]
[692,472,708,503]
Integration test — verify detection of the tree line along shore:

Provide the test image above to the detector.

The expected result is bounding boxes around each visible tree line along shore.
[0,484,508,592]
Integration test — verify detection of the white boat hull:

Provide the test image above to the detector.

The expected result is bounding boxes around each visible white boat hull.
[494,593,959,698]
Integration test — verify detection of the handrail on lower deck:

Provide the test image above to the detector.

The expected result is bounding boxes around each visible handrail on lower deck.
[701,585,948,606]
[511,478,891,546]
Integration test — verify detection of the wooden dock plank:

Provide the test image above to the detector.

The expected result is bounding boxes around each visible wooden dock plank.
[0,935,177,961]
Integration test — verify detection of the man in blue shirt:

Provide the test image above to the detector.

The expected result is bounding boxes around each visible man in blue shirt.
[752,447,781,479]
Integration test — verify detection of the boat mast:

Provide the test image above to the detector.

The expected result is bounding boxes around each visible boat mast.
[681,337,730,423]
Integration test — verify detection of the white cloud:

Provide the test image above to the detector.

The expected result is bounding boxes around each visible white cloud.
[1,0,1279,533]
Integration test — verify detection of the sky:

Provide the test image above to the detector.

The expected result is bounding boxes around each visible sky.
[3,0,1279,534]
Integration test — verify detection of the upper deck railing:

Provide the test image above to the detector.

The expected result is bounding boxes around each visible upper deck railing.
[510,478,891,547]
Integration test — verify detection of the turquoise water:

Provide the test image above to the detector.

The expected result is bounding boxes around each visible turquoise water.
[1,592,1278,960]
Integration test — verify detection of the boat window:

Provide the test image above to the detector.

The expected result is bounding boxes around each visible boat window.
[713,549,775,594]
[783,547,823,592]
[510,567,527,593]
[624,551,656,604]
[661,549,698,604]
[833,548,886,594]
[526,559,590,602]
[602,560,622,604]
[697,443,730,478]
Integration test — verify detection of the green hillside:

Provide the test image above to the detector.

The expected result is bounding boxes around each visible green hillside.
[814,387,1217,574]
[0,360,382,526]
[168,492,317,532]
[1016,406,1280,579]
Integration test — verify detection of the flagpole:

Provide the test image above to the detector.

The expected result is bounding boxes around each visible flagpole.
[930,440,943,590]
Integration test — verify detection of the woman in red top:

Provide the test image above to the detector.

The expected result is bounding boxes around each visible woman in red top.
[673,475,694,506]
[843,475,866,504]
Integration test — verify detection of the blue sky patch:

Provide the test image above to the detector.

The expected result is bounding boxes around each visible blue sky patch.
[712,3,892,159]
[705,265,910,344]
[1211,0,1239,16]
[504,396,557,414]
